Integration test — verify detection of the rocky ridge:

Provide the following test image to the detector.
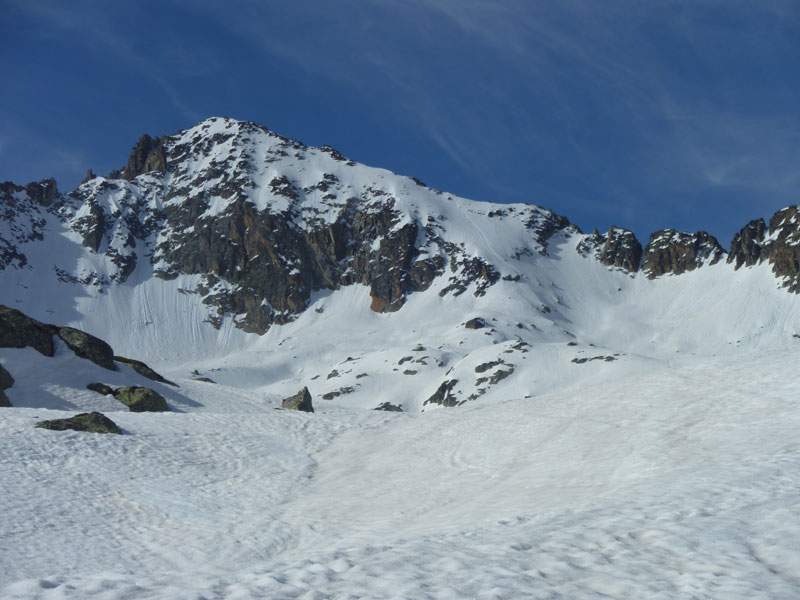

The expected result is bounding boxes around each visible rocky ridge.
[2,116,800,338]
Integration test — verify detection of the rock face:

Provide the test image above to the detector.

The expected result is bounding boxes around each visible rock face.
[122,134,167,180]
[424,379,459,407]
[115,386,169,412]
[281,387,314,412]
[726,208,800,291]
[578,227,643,272]
[758,207,800,292]
[0,364,13,407]
[728,218,767,269]
[35,412,122,434]
[114,356,177,386]
[58,327,117,371]
[24,178,59,206]
[0,305,55,356]
[641,230,724,279]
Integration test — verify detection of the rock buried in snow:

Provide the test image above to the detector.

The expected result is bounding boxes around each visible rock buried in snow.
[464,317,487,329]
[374,402,403,412]
[114,356,177,386]
[281,387,314,412]
[35,412,122,434]
[58,327,117,371]
[86,382,115,396]
[115,386,169,412]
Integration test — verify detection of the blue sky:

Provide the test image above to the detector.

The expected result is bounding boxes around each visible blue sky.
[2,0,799,244]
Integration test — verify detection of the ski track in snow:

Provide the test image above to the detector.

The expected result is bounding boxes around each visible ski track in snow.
[2,351,800,599]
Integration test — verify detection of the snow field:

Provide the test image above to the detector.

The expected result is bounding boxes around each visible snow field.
[2,349,800,598]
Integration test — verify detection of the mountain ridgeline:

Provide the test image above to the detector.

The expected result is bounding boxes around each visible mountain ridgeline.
[2,117,800,338]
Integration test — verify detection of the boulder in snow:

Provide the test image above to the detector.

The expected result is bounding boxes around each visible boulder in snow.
[35,412,122,434]
[115,386,169,412]
[281,387,314,412]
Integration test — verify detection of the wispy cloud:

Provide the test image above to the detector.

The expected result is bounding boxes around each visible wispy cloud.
[6,0,202,123]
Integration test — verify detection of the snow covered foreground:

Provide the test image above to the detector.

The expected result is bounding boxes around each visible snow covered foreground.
[2,348,800,599]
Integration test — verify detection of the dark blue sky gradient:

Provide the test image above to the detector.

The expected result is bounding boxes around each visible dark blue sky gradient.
[2,0,799,244]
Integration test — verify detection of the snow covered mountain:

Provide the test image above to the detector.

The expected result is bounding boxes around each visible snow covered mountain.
[2,116,800,411]
[4,117,800,599]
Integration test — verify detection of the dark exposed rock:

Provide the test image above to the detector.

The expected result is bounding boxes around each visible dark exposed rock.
[281,386,314,412]
[571,355,617,364]
[75,199,107,252]
[114,356,177,386]
[0,364,14,390]
[758,207,800,292]
[641,230,724,279]
[0,305,55,356]
[35,412,121,434]
[87,382,115,395]
[424,379,459,407]
[0,363,11,407]
[192,376,217,384]
[58,327,117,371]
[464,318,487,330]
[728,218,766,269]
[578,227,643,272]
[122,134,167,180]
[474,360,503,373]
[321,386,355,400]
[489,366,515,384]
[24,178,58,206]
[374,402,403,412]
[115,386,169,412]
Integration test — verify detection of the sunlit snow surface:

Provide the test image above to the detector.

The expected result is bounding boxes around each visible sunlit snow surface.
[2,348,800,599]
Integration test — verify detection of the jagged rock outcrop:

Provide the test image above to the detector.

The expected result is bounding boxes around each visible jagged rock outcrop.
[24,178,58,206]
[728,218,766,269]
[578,227,643,272]
[121,134,167,180]
[642,230,724,279]
[115,386,169,412]
[35,412,122,434]
[757,207,800,292]
[724,207,800,291]
[58,327,117,371]
[424,379,459,407]
[281,387,314,412]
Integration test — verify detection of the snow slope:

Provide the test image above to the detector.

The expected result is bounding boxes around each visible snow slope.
[2,349,800,598]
